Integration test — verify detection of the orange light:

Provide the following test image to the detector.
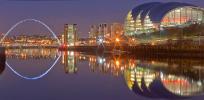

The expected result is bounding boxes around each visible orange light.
[116,38,120,42]
[116,60,120,66]
[151,42,155,46]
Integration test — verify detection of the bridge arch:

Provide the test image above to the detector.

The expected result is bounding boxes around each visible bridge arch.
[6,52,61,80]
[0,19,61,45]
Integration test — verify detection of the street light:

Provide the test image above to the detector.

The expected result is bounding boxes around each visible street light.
[115,60,120,66]
[116,38,120,42]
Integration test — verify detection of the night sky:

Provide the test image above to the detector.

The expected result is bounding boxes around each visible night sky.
[0,0,204,37]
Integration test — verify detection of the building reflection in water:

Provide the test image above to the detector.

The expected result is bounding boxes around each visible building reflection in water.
[5,48,58,60]
[88,55,127,76]
[86,54,204,99]
[62,51,78,74]
[123,59,204,99]
[4,48,80,75]
[2,48,204,99]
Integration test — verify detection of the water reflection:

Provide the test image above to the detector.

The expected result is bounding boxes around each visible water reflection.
[1,48,204,98]
[62,51,78,74]
[5,48,61,80]
[6,48,58,59]
[75,53,204,99]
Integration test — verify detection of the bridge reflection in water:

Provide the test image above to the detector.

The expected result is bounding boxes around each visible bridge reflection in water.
[1,48,204,98]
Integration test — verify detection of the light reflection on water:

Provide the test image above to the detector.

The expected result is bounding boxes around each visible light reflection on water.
[0,48,204,99]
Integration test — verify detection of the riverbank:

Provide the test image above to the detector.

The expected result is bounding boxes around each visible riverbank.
[59,45,204,58]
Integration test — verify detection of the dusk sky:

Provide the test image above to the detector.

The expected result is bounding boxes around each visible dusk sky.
[0,0,204,37]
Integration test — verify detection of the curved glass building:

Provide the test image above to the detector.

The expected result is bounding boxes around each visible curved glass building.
[125,2,204,37]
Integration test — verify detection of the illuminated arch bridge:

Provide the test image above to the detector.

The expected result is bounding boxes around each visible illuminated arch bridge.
[0,19,62,80]
[0,18,61,45]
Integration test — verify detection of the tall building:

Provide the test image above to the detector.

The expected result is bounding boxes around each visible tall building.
[98,23,108,38]
[110,23,123,38]
[89,23,124,39]
[89,25,98,38]
[63,24,78,46]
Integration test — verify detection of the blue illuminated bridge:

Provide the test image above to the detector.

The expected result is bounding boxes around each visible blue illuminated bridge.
[0,19,62,80]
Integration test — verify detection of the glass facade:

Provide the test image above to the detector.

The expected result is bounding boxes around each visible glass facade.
[161,7,204,27]
[64,24,77,46]
[124,3,204,37]
[143,15,154,33]
[135,13,143,34]
[124,11,135,36]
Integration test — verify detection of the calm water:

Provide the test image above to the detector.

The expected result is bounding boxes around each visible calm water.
[0,48,204,100]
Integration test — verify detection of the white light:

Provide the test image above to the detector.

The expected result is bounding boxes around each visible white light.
[70,43,74,46]
[160,72,164,79]
[197,81,202,86]
[99,38,103,43]
[103,58,106,62]
[99,58,103,64]
[70,51,74,56]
